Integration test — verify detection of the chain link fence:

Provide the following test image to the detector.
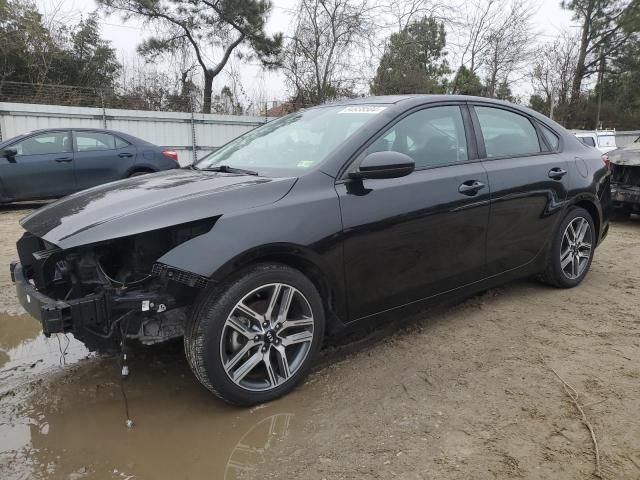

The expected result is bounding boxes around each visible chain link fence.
[0,81,311,118]
[0,81,192,112]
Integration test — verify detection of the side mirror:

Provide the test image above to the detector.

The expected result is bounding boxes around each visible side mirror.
[349,151,415,180]
[2,148,17,160]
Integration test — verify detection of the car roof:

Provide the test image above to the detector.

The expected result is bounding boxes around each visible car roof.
[327,94,520,106]
[26,127,131,136]
[322,94,568,134]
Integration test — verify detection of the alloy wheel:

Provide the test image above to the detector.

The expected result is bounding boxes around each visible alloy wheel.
[560,216,593,280]
[220,283,315,392]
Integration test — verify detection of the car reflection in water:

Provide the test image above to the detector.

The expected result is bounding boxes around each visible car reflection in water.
[224,413,294,479]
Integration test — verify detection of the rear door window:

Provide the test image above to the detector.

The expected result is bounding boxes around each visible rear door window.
[75,132,116,152]
[474,106,541,158]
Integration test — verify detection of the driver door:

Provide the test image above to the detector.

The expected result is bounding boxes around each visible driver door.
[336,105,491,320]
[0,130,75,201]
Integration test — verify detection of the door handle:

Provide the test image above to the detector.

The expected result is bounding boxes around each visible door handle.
[458,180,485,196]
[548,167,567,180]
[119,152,133,158]
[55,157,72,163]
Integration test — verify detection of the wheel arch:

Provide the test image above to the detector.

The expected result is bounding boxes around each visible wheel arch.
[210,243,347,335]
[125,165,157,177]
[569,194,602,244]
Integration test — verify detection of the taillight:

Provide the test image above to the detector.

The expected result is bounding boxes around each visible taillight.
[601,154,610,168]
[161,149,179,162]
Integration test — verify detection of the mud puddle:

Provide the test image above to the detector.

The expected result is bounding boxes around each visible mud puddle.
[0,313,319,480]
[0,313,90,385]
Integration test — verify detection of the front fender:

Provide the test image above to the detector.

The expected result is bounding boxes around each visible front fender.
[205,242,339,284]
[157,173,346,319]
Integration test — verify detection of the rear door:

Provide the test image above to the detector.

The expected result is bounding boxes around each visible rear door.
[470,104,569,277]
[337,104,491,320]
[73,131,136,190]
[0,130,75,201]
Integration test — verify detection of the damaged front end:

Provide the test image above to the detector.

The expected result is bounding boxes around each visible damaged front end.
[11,219,215,352]
[610,163,640,212]
[609,144,640,213]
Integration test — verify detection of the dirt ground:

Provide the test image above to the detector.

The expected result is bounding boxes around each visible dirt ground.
[0,206,639,480]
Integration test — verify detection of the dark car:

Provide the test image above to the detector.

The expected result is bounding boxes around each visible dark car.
[0,128,180,203]
[11,96,611,406]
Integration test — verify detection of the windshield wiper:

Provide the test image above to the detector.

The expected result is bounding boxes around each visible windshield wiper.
[196,165,259,176]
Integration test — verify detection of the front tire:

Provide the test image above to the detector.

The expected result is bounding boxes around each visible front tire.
[184,263,325,406]
[539,207,595,288]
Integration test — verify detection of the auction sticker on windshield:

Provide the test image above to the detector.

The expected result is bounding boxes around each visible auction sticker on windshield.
[338,106,387,114]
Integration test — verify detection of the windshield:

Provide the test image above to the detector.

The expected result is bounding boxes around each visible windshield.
[196,105,388,175]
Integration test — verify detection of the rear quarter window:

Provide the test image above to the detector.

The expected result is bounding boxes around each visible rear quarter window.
[578,136,596,147]
[115,136,131,149]
[539,124,560,151]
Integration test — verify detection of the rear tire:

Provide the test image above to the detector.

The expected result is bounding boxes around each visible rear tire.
[539,207,595,288]
[184,263,325,406]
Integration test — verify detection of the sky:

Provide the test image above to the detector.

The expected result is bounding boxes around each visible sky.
[35,0,576,102]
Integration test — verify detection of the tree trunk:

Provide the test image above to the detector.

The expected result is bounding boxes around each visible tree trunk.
[179,71,188,95]
[487,61,497,97]
[570,4,593,108]
[202,71,213,114]
[595,54,605,129]
[570,34,588,105]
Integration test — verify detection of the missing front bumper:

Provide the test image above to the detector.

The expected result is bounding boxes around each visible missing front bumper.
[611,184,640,209]
[11,261,108,336]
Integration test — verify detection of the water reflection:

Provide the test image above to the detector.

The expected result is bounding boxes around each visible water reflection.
[0,313,89,379]
[0,334,315,480]
[225,413,294,480]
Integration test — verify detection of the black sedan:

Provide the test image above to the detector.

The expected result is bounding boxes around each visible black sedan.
[11,96,611,406]
[0,128,180,203]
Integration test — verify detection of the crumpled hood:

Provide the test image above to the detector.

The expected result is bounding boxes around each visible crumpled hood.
[608,142,640,166]
[21,168,296,248]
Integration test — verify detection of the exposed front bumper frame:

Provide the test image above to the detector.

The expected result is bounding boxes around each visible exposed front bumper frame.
[611,183,640,208]
[10,261,108,336]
